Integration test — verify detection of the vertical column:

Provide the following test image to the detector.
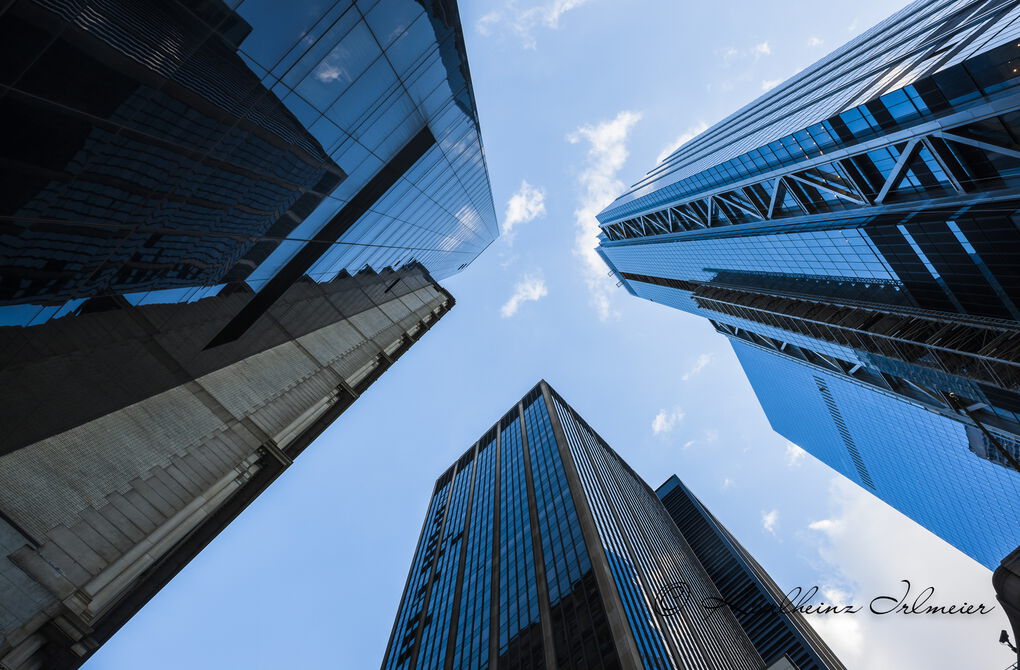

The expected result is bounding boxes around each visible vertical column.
[446,430,498,670]
[518,401,558,669]
[538,382,643,668]
[492,409,543,668]
[443,443,479,670]
[488,425,502,668]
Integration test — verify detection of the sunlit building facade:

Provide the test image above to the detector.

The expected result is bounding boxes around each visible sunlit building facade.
[383,381,813,670]
[596,0,1020,569]
[0,0,496,667]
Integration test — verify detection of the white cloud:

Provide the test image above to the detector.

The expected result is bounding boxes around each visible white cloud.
[314,61,349,83]
[848,18,861,34]
[500,275,548,317]
[802,477,1011,668]
[822,586,854,606]
[655,121,709,165]
[567,110,641,321]
[703,428,719,443]
[761,508,780,534]
[807,36,824,47]
[761,79,781,92]
[751,41,771,58]
[722,477,735,490]
[537,0,590,28]
[652,407,685,436]
[476,0,594,49]
[682,440,696,449]
[477,11,500,36]
[811,613,866,658]
[681,353,713,381]
[785,442,807,467]
[503,180,546,241]
[808,518,839,532]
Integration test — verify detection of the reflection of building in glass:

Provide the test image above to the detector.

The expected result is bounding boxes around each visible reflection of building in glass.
[658,477,845,670]
[0,0,497,331]
[384,381,829,669]
[596,0,1020,568]
[0,0,345,306]
[0,0,497,667]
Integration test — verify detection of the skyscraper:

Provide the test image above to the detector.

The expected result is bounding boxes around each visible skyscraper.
[657,477,844,670]
[383,381,836,669]
[595,0,1020,568]
[0,1,496,667]
[0,0,497,330]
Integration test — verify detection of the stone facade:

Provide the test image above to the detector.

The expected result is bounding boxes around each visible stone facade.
[0,267,453,669]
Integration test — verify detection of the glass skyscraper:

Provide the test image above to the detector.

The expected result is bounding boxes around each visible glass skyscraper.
[0,0,497,330]
[0,1,496,667]
[384,381,835,669]
[596,0,1020,569]
[657,477,844,670]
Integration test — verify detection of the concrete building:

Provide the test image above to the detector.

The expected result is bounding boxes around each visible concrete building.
[0,265,453,668]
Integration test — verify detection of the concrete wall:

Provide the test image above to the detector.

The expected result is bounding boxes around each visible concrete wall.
[0,274,451,669]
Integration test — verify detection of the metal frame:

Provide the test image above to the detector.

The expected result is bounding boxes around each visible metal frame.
[600,104,1020,242]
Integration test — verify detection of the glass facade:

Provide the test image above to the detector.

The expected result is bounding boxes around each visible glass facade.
[495,409,542,667]
[0,0,497,330]
[0,0,497,456]
[0,1,495,666]
[452,433,498,670]
[549,390,762,670]
[657,476,845,670]
[596,0,1020,568]
[383,382,767,670]
[600,0,1020,222]
[729,338,1020,569]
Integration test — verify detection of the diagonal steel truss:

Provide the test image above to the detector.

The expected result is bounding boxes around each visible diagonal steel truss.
[600,105,1020,242]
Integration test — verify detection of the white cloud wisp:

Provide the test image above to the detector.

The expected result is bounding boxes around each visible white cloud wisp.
[503,180,546,241]
[568,111,641,321]
[681,353,713,381]
[652,407,685,436]
[477,0,594,49]
[786,442,807,467]
[501,275,548,318]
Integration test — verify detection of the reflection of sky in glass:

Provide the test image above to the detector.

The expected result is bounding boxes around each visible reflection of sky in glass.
[732,338,1020,569]
[0,0,496,328]
[603,226,897,286]
[233,0,497,287]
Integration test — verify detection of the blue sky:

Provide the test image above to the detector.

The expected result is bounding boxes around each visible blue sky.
[84,1,1016,668]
